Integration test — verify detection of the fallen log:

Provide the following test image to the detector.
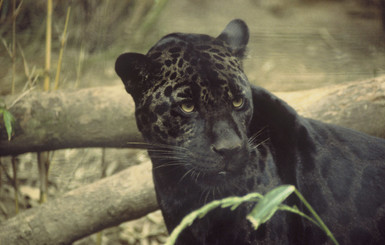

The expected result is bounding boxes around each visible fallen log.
[0,86,142,156]
[276,76,385,138]
[0,162,158,245]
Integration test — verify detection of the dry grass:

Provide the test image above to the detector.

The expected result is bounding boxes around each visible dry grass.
[0,0,160,95]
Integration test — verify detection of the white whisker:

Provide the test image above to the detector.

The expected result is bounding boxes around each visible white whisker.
[178,168,194,184]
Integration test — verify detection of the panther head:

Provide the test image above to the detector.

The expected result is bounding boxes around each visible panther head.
[115,19,261,188]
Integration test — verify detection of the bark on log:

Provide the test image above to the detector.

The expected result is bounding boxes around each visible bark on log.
[1,76,385,156]
[0,86,143,156]
[277,76,385,138]
[0,162,158,245]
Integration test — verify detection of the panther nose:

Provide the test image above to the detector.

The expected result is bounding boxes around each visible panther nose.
[211,137,244,173]
[212,140,242,157]
[211,120,243,158]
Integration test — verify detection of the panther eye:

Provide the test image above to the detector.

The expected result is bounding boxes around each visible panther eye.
[232,97,244,108]
[180,102,195,113]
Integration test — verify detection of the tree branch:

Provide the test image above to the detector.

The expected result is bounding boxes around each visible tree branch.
[0,86,143,156]
[276,76,385,138]
[0,162,158,244]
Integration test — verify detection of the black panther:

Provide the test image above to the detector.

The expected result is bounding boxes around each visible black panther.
[115,19,385,244]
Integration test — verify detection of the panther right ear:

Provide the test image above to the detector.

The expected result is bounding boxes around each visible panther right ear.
[115,52,154,99]
[217,19,249,58]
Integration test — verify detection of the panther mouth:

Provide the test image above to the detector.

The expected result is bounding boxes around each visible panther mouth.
[185,163,244,187]
[184,148,257,189]
[143,141,254,186]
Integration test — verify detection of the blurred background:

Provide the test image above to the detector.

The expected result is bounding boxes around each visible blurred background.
[1,0,384,94]
[0,0,384,244]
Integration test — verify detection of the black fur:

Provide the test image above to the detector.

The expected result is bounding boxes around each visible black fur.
[116,19,385,244]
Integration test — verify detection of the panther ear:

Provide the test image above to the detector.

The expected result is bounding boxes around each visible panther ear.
[217,19,249,58]
[115,52,154,99]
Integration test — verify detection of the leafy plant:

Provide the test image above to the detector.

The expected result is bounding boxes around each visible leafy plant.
[0,106,16,141]
[165,185,339,245]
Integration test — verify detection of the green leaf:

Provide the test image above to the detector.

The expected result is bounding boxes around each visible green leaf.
[2,109,16,141]
[247,185,295,230]
[165,192,263,245]
[294,189,339,245]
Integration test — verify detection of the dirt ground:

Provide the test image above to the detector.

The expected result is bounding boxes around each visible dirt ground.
[1,0,385,244]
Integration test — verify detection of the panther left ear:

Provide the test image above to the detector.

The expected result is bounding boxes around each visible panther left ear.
[115,52,155,100]
[217,19,249,58]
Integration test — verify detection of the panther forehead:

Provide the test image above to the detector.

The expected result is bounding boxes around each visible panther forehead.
[144,33,249,107]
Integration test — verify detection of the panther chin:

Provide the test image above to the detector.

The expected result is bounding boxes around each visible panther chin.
[185,156,252,189]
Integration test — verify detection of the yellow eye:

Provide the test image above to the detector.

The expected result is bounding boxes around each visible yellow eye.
[180,102,195,113]
[232,97,244,108]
